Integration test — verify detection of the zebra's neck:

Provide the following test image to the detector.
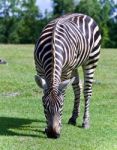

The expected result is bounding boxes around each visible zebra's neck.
[49,21,63,88]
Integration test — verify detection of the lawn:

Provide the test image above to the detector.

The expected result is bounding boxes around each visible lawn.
[0,45,117,150]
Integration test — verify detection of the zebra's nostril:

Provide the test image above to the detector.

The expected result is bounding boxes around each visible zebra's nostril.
[45,128,60,139]
[47,132,60,139]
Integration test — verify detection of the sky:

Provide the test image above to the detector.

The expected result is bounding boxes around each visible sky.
[36,0,52,14]
[36,0,117,15]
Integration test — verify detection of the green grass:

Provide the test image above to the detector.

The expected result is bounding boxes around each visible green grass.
[0,45,117,150]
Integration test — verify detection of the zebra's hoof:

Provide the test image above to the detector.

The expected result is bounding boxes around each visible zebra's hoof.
[68,118,76,126]
[82,123,90,129]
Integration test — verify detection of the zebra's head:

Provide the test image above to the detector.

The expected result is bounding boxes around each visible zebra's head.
[35,75,74,138]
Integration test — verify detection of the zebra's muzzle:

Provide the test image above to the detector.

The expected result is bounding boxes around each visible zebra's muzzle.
[45,127,60,139]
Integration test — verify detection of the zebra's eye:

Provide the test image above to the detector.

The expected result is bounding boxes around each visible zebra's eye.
[57,90,62,96]
[43,89,50,95]
[42,96,45,102]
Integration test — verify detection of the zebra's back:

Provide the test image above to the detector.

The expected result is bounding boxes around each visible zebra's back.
[34,13,101,86]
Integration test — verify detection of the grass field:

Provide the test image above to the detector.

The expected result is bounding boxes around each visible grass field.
[0,45,117,150]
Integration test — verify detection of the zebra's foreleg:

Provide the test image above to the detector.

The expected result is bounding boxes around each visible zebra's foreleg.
[68,69,81,125]
[82,65,95,129]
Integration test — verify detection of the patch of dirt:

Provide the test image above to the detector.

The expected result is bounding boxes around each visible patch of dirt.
[1,92,20,97]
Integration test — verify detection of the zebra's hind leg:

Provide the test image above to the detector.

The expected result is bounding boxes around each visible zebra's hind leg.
[68,69,81,126]
[82,64,96,129]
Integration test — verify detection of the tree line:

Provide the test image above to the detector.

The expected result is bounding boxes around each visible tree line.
[0,0,117,48]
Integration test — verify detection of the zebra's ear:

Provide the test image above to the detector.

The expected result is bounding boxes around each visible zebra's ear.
[35,75,47,90]
[59,77,75,91]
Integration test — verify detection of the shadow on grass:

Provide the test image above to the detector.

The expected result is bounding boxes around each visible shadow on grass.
[0,117,46,138]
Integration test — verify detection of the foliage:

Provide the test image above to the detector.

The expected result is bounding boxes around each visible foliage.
[75,0,101,22]
[0,0,45,43]
[74,0,112,47]
[52,0,75,18]
[0,0,117,47]
[108,21,117,47]
[0,45,117,149]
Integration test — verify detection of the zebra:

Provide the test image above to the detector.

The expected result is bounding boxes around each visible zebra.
[34,13,101,138]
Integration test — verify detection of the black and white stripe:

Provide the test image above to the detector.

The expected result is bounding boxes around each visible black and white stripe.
[34,13,101,135]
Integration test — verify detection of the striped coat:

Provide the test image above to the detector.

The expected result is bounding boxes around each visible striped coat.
[34,13,101,138]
